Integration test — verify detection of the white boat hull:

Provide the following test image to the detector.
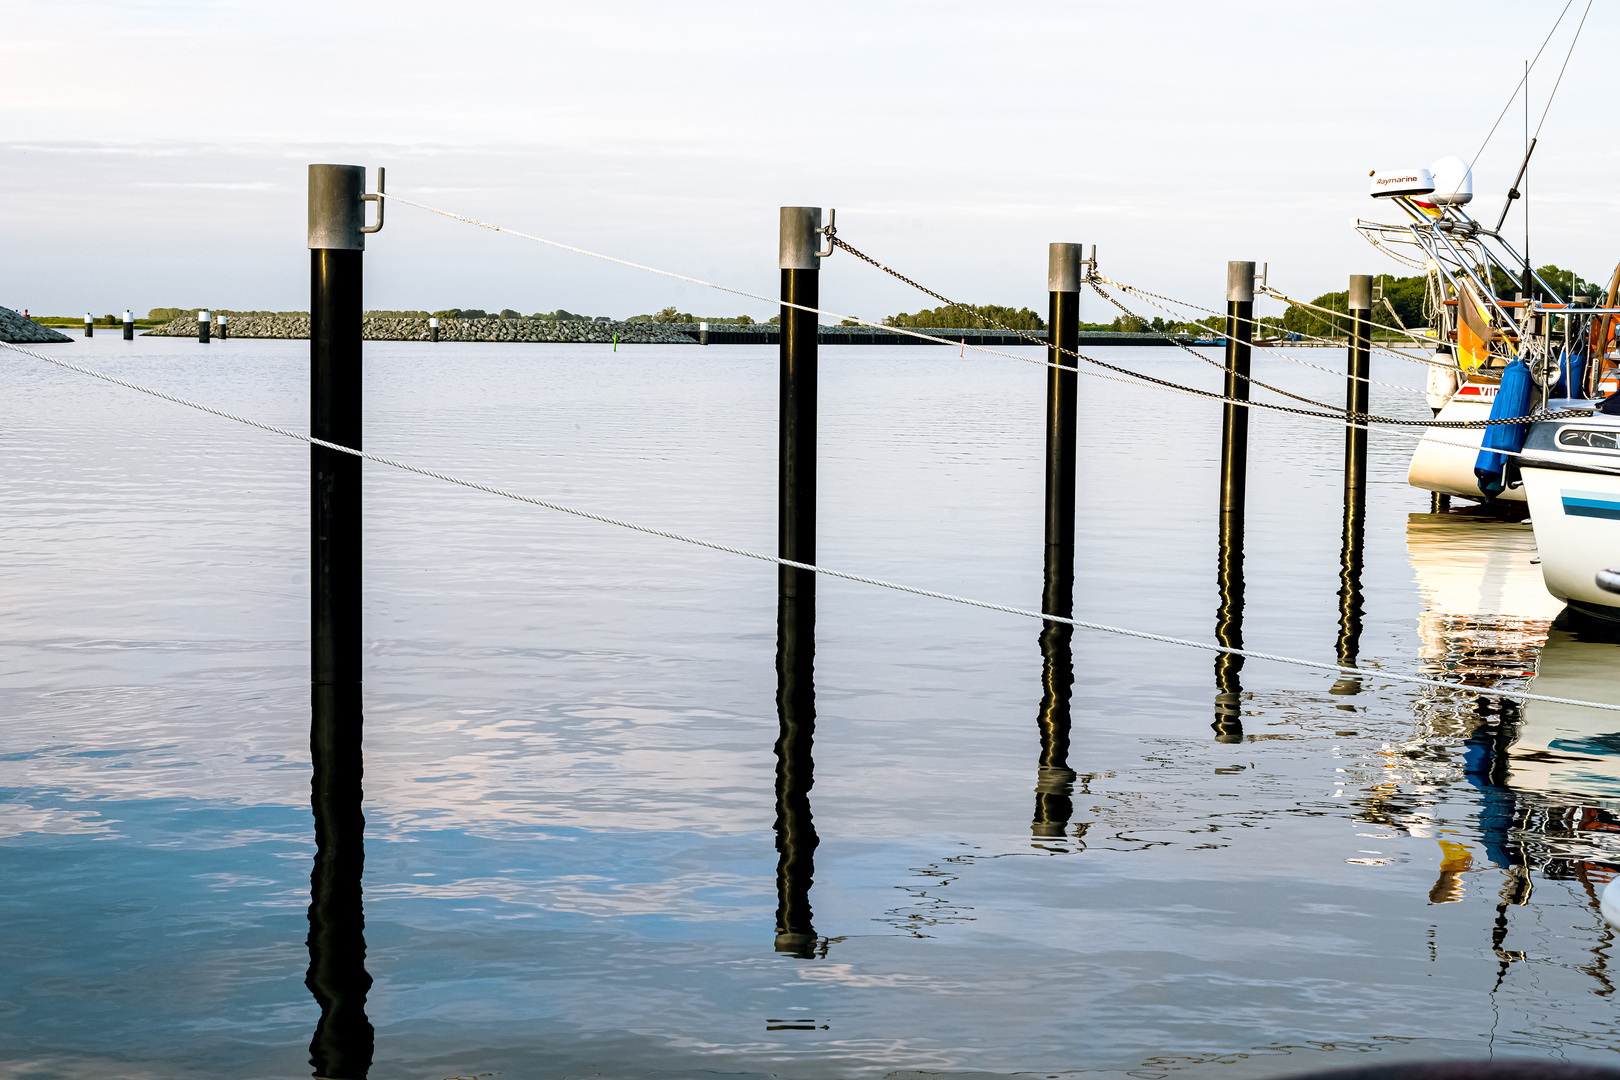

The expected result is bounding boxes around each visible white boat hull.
[1521,464,1620,616]
[1407,380,1526,503]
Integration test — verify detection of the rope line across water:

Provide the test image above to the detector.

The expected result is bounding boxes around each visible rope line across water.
[5,337,1617,713]
[386,191,1572,432]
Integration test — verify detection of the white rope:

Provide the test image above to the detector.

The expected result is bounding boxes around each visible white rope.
[5,337,1616,713]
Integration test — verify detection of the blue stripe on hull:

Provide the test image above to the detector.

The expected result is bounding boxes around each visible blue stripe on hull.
[1561,490,1620,519]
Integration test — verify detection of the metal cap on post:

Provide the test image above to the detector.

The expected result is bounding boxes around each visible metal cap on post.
[1348,275,1372,311]
[779,207,822,270]
[1048,243,1084,293]
[1227,262,1256,304]
[309,165,368,251]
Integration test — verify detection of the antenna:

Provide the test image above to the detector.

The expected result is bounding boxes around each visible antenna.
[1493,137,1537,233]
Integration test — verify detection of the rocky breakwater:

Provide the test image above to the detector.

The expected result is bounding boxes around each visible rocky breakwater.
[0,306,72,344]
[145,314,698,343]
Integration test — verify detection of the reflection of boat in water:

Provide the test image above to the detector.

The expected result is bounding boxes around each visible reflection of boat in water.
[1511,614,1620,812]
[1392,519,1620,937]
[1406,514,1561,685]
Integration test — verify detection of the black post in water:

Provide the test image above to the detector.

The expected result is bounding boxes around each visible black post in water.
[219,314,229,340]
[199,308,211,344]
[83,313,93,338]
[429,317,439,343]
[1345,276,1371,495]
[1220,262,1254,519]
[1214,261,1254,743]
[307,162,375,1078]
[1035,242,1082,834]
[1045,244,1082,552]
[774,206,822,957]
[123,309,134,341]
[1033,543,1077,840]
[779,207,821,607]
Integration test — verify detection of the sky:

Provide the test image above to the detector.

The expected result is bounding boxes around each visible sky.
[2,0,1615,322]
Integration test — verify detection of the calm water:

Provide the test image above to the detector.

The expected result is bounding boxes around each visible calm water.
[3,335,1618,1080]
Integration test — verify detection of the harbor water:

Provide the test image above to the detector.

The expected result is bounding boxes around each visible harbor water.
[3,336,1618,1078]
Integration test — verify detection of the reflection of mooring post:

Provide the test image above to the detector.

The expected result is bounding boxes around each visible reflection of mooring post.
[1214,262,1253,743]
[1034,543,1076,837]
[1036,243,1081,834]
[774,590,818,956]
[1334,276,1372,697]
[774,206,822,956]
[306,163,375,1078]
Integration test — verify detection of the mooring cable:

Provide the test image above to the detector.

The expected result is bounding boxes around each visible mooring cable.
[5,337,1617,713]
[381,190,1569,432]
[1093,277,1437,388]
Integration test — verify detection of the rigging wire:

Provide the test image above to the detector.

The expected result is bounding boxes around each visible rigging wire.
[1533,0,1593,140]
[1451,0,1574,202]
[4,335,1616,713]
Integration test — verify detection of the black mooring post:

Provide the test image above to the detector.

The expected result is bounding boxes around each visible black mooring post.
[1214,261,1254,744]
[306,162,372,1079]
[122,309,134,341]
[1033,542,1076,838]
[1045,244,1082,552]
[779,207,820,606]
[1035,242,1081,833]
[219,314,229,341]
[1220,262,1254,518]
[1345,276,1372,494]
[83,312,93,338]
[774,205,822,957]
[199,309,211,344]
[429,316,439,343]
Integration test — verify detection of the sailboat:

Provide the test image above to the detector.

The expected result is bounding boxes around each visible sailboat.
[1359,151,1620,619]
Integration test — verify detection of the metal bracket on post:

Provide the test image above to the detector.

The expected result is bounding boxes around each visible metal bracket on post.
[360,167,385,235]
[815,208,836,259]
[1079,245,1098,281]
[1255,262,1268,294]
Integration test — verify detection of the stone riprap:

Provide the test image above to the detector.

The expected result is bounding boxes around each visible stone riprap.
[0,306,72,344]
[144,315,699,343]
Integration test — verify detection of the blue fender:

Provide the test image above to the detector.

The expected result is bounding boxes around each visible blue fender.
[1475,359,1533,497]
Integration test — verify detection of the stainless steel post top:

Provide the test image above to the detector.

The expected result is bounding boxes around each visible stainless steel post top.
[309,164,367,251]
[1348,274,1373,310]
[1048,243,1084,293]
[779,207,822,270]
[1226,261,1256,304]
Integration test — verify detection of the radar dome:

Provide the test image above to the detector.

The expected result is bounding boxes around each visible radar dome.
[1428,156,1473,205]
